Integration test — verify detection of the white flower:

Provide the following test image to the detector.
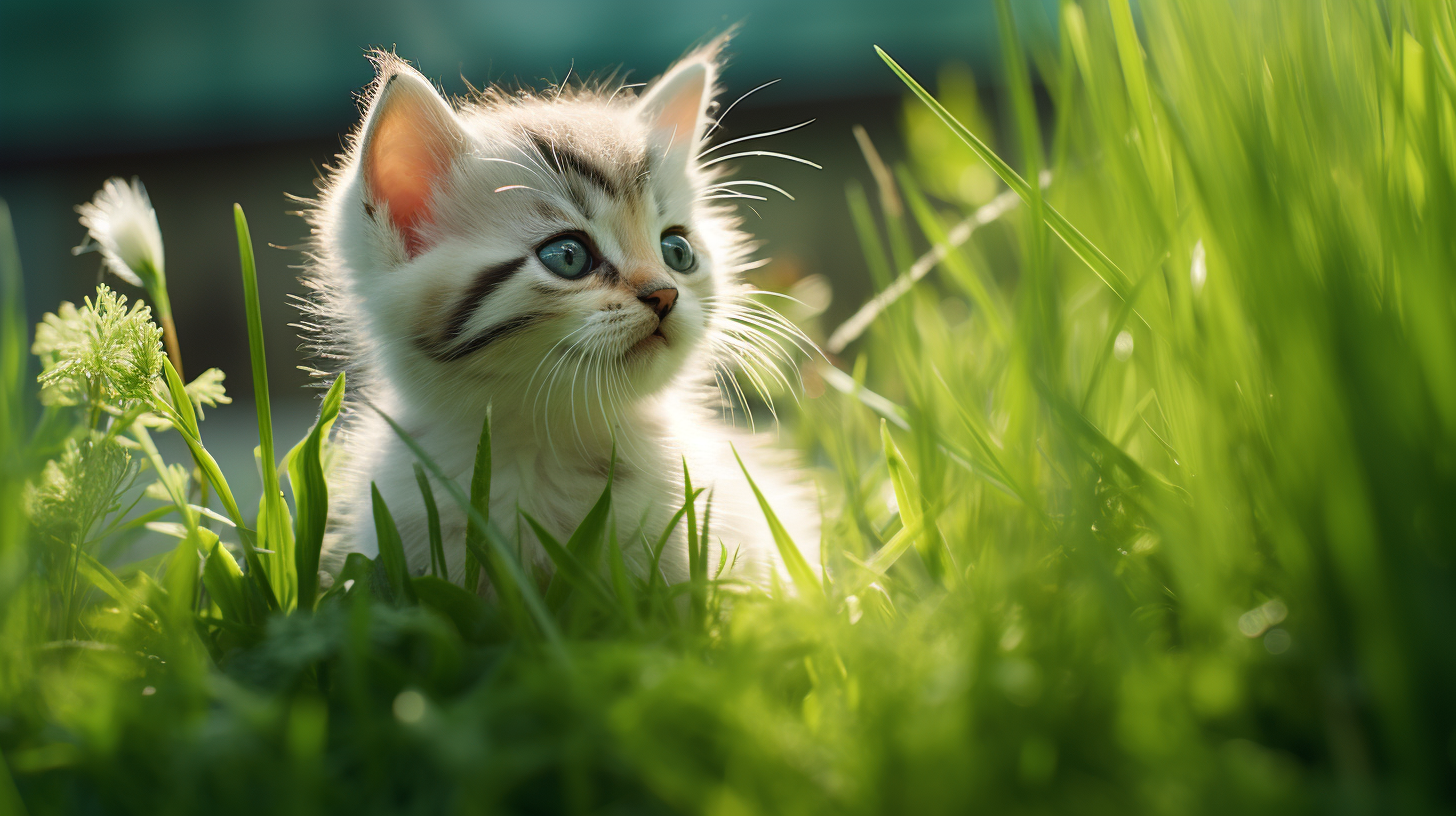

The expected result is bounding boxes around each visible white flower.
[73,177,166,290]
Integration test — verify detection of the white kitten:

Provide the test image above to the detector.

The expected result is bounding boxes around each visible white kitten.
[302,41,820,592]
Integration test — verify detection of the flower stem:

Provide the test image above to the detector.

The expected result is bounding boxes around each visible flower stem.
[159,313,183,381]
[149,287,184,380]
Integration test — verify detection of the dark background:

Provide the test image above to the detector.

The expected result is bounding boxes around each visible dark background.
[1,0,1051,500]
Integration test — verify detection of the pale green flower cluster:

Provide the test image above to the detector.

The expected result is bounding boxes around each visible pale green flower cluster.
[33,284,164,410]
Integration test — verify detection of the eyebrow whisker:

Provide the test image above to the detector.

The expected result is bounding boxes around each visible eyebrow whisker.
[705,78,782,137]
[700,150,822,170]
[698,119,815,159]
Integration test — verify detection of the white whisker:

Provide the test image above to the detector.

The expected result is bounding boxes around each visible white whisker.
[701,192,769,202]
[698,120,815,158]
[704,180,796,200]
[706,78,781,137]
[701,151,822,170]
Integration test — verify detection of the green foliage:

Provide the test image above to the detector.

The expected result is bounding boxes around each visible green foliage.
[32,285,163,410]
[3,2,1456,814]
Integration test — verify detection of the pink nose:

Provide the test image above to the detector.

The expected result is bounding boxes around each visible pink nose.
[638,287,677,320]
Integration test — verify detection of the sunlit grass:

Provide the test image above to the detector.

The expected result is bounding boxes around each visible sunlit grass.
[3,1,1455,813]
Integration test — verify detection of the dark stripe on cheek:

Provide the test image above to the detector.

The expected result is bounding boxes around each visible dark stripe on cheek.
[443,257,528,341]
[437,312,552,362]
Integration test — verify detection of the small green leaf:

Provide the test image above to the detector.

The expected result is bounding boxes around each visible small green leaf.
[464,407,492,594]
[201,533,263,631]
[369,483,417,606]
[183,367,230,419]
[287,372,344,610]
[414,463,446,580]
[412,575,498,641]
[527,511,614,612]
[564,455,612,570]
[160,358,198,438]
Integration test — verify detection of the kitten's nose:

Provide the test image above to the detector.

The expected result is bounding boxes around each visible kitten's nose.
[638,287,677,320]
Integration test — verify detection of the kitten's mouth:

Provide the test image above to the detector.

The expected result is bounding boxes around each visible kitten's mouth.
[627,326,668,357]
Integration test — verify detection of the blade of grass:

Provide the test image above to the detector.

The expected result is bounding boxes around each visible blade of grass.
[731,445,822,598]
[413,463,446,580]
[644,497,696,597]
[464,407,491,594]
[684,460,702,621]
[160,358,199,439]
[563,453,613,569]
[524,512,614,613]
[0,199,25,455]
[201,533,262,630]
[369,484,417,606]
[605,524,640,632]
[1108,0,1174,210]
[287,372,344,610]
[363,398,564,654]
[880,420,924,554]
[235,204,295,610]
[894,168,1010,340]
[875,45,1157,333]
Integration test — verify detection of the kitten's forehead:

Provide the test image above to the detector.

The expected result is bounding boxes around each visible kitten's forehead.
[464,99,686,221]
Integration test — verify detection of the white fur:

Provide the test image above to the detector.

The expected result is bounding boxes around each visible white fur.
[302,42,819,593]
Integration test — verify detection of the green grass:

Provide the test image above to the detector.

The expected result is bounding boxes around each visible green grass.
[4,1,1456,813]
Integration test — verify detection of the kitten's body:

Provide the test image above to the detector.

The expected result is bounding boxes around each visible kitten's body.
[305,44,818,590]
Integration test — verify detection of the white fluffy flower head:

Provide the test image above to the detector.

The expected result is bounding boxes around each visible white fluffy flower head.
[74,177,166,289]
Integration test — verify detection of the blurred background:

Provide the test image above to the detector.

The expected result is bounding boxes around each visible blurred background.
[2,0,1052,501]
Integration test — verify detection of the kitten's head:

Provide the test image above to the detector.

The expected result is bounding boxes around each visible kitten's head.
[308,41,795,441]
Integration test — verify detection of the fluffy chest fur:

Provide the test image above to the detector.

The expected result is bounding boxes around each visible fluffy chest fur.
[339,393,810,590]
[306,42,818,593]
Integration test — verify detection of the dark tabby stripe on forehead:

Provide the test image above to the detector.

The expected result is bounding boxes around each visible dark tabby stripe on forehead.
[527,131,624,200]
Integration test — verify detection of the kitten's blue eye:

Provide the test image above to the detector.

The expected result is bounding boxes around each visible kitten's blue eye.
[661,234,695,273]
[537,237,593,279]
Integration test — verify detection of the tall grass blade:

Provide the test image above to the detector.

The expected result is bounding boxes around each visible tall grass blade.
[875,45,1155,331]
[463,407,491,594]
[0,199,31,611]
[287,372,344,610]
[369,483,417,606]
[234,204,295,609]
[413,463,446,580]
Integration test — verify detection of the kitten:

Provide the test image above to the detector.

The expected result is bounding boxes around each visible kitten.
[302,40,820,592]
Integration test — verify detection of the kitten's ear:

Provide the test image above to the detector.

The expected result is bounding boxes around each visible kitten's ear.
[636,46,720,171]
[357,56,467,256]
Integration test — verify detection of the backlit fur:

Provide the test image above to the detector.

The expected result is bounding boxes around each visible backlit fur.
[300,41,820,592]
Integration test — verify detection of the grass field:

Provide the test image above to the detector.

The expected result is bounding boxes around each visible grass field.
[3,1,1455,814]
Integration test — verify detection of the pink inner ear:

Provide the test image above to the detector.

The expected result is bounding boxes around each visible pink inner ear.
[655,74,706,148]
[643,64,709,156]
[365,93,452,256]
